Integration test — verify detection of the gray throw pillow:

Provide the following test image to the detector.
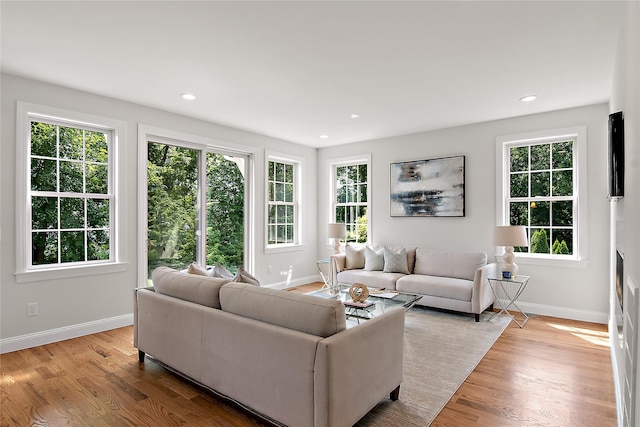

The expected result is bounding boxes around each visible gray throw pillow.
[364,246,384,271]
[383,247,410,274]
[233,265,261,286]
[210,262,234,280]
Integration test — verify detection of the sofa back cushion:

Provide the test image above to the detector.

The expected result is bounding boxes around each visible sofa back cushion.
[345,243,365,270]
[220,282,346,337]
[413,249,487,281]
[152,266,229,309]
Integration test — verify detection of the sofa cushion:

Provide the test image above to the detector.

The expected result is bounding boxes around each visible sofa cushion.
[336,270,404,291]
[233,266,260,286]
[413,249,486,281]
[220,282,346,337]
[396,274,474,302]
[364,246,384,271]
[345,243,365,270]
[152,266,229,309]
[383,247,410,274]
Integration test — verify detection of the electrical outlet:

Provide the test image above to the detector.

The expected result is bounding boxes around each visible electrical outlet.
[27,302,38,316]
[267,265,273,274]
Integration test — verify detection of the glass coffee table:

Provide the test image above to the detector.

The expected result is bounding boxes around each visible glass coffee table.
[308,284,422,325]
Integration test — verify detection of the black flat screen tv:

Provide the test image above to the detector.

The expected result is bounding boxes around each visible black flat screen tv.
[609,111,624,199]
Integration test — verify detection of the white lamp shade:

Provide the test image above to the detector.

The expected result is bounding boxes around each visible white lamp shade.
[493,226,528,247]
[327,223,347,239]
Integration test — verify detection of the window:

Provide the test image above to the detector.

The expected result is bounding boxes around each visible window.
[497,127,587,261]
[16,102,125,282]
[331,157,370,243]
[266,155,300,247]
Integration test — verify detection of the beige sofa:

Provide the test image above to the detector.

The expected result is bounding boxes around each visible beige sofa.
[331,246,497,322]
[134,267,405,427]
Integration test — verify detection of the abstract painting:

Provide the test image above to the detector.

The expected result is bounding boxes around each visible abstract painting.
[390,155,465,217]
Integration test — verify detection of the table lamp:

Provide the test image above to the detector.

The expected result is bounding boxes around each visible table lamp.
[327,223,347,254]
[493,226,528,277]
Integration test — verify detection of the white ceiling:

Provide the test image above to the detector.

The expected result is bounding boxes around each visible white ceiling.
[1,1,623,148]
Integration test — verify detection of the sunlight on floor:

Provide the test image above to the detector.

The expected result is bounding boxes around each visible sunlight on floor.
[546,322,610,347]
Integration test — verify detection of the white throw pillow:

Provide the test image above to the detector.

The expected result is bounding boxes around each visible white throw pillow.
[233,266,261,286]
[363,246,384,271]
[209,262,235,280]
[345,243,365,270]
[187,262,208,276]
[383,247,410,274]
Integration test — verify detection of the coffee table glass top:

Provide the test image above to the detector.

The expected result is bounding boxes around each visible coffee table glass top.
[307,284,422,324]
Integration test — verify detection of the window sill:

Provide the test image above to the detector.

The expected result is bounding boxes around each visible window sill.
[494,254,588,269]
[15,262,128,284]
[264,244,304,255]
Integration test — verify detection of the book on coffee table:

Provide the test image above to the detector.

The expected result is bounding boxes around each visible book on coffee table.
[344,300,376,309]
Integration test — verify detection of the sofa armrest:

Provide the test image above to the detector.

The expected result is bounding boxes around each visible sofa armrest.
[133,286,155,348]
[471,263,498,314]
[314,308,405,427]
[329,254,346,287]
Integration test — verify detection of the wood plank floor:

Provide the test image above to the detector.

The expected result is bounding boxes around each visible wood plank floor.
[1,283,617,426]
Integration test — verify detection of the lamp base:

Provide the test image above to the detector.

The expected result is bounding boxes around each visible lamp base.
[333,239,342,254]
[502,246,519,276]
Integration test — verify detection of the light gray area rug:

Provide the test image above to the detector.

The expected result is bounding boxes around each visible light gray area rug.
[355,307,510,426]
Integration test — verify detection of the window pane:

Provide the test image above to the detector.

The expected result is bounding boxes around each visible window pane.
[531,144,550,171]
[336,206,345,223]
[31,122,57,157]
[268,225,277,244]
[552,170,573,196]
[510,173,528,197]
[32,196,58,230]
[285,164,293,183]
[277,225,285,242]
[509,202,528,226]
[286,225,294,242]
[268,161,275,181]
[31,158,57,191]
[59,127,84,160]
[530,201,550,226]
[59,161,83,193]
[32,231,58,265]
[552,141,573,169]
[87,230,109,260]
[337,185,346,203]
[530,228,550,254]
[531,172,550,197]
[552,201,573,226]
[284,183,293,203]
[86,163,108,194]
[277,205,286,222]
[359,183,367,203]
[510,146,528,172]
[285,206,294,223]
[552,229,573,255]
[275,183,284,201]
[87,199,109,228]
[60,197,85,229]
[85,131,108,163]
[268,205,276,223]
[358,164,367,183]
[276,162,284,182]
[60,231,85,262]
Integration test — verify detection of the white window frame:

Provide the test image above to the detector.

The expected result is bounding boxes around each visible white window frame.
[495,126,588,267]
[15,102,127,283]
[264,151,303,253]
[138,125,256,286]
[328,154,371,245]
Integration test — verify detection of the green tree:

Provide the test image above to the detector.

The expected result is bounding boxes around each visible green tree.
[552,239,570,255]
[530,229,550,254]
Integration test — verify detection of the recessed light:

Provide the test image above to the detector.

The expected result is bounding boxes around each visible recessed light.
[320,134,329,139]
[520,95,537,102]
[181,93,197,101]
[350,114,360,119]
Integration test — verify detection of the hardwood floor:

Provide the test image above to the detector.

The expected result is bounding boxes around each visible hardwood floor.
[1,284,617,426]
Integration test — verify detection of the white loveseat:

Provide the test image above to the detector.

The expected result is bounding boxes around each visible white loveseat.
[134,267,405,427]
[331,246,497,321]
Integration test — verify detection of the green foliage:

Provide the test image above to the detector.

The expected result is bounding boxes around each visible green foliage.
[146,143,245,276]
[530,229,550,254]
[552,239,570,255]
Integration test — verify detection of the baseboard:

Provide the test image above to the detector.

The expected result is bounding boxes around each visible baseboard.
[498,299,608,324]
[263,274,320,290]
[0,314,133,354]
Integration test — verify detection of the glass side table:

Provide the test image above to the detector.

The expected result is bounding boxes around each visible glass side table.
[487,275,530,328]
[316,258,331,290]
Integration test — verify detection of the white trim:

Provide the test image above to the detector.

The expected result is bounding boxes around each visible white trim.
[262,274,320,290]
[497,299,608,324]
[15,101,127,281]
[137,125,257,285]
[0,313,133,354]
[495,126,588,261]
[264,150,304,253]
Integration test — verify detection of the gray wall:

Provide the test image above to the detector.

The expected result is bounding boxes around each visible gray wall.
[318,103,611,323]
[0,73,319,349]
